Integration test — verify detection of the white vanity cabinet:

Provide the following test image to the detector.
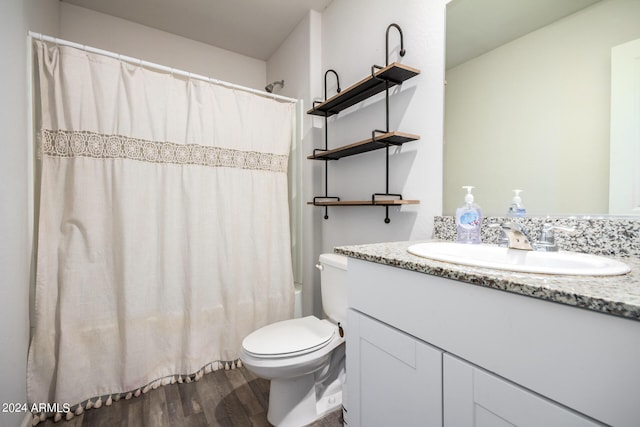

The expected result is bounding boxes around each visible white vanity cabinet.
[345,309,442,427]
[346,257,640,427]
[443,355,600,427]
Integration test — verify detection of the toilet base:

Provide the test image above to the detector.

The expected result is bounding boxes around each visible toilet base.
[267,372,343,427]
[266,344,346,427]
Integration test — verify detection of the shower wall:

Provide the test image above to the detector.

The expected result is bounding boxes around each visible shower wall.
[267,11,323,317]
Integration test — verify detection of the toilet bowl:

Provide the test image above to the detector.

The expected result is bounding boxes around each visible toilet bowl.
[240,253,348,427]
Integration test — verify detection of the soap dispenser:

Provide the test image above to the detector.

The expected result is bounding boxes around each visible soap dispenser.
[456,186,482,244]
[507,189,526,217]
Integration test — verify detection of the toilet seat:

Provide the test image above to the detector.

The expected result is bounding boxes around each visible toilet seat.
[242,316,335,358]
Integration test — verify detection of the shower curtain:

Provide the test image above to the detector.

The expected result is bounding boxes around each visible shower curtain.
[28,40,295,412]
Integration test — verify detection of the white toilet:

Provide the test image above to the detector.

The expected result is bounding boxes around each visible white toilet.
[240,253,348,427]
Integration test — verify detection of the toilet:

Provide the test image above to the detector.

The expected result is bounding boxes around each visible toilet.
[240,253,348,427]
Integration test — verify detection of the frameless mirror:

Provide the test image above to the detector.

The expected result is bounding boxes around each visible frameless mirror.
[444,0,640,216]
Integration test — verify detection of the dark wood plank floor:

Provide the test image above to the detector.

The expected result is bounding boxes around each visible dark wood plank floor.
[40,366,343,426]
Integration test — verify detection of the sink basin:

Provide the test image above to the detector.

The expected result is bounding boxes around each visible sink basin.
[407,242,631,276]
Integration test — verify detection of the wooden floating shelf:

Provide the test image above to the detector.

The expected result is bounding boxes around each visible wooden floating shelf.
[308,199,420,206]
[307,63,421,117]
[308,131,420,160]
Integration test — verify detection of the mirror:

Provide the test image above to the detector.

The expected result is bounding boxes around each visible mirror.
[444,0,640,216]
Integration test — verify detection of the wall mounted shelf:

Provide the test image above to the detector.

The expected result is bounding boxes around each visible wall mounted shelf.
[306,63,420,117]
[308,23,421,223]
[307,131,420,161]
[308,199,419,206]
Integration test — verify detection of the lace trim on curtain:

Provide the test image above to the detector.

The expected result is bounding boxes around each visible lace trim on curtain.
[40,129,289,173]
[30,359,244,425]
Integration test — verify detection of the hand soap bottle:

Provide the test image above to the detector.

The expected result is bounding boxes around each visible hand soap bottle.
[507,189,526,217]
[456,186,482,244]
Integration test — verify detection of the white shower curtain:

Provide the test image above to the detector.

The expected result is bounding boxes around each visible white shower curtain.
[28,40,295,411]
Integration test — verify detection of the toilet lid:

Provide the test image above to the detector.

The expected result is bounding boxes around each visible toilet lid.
[242,316,336,358]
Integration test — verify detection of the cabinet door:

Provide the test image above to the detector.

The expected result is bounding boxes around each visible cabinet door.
[443,354,602,427]
[346,309,442,427]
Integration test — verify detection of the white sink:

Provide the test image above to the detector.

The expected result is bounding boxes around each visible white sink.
[407,242,631,276]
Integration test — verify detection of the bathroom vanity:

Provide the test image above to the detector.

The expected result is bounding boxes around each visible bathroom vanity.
[337,240,640,427]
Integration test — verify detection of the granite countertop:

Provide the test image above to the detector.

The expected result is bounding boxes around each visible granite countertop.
[335,240,640,321]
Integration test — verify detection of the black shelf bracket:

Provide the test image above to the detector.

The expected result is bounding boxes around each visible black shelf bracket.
[371,64,403,86]
[307,23,418,224]
[319,70,341,219]
[386,23,406,67]
[383,23,406,134]
[372,23,408,223]
[313,196,341,219]
[372,127,404,223]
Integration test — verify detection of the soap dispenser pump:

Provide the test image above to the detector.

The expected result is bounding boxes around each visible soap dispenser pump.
[507,189,526,217]
[456,186,482,244]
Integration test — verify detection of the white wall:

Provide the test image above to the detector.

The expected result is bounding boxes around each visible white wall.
[267,11,324,316]
[444,0,640,216]
[1,1,59,425]
[319,0,446,248]
[268,0,447,316]
[59,2,267,90]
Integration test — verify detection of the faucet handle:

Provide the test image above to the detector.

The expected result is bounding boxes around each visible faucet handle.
[536,224,577,252]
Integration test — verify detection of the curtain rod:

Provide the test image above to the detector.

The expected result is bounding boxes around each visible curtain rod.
[28,31,298,104]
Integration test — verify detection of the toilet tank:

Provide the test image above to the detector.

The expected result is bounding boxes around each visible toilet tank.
[318,253,348,326]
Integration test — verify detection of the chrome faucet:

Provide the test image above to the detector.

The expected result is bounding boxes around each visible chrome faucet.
[535,224,577,252]
[491,222,576,252]
[497,222,535,250]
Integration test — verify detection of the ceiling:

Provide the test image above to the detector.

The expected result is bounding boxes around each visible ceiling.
[446,0,602,69]
[61,0,333,61]
[61,0,602,66]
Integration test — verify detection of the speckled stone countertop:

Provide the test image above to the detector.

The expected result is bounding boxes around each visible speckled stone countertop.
[434,216,640,257]
[335,240,640,321]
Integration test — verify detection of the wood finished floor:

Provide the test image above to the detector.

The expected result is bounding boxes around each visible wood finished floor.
[40,366,343,427]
